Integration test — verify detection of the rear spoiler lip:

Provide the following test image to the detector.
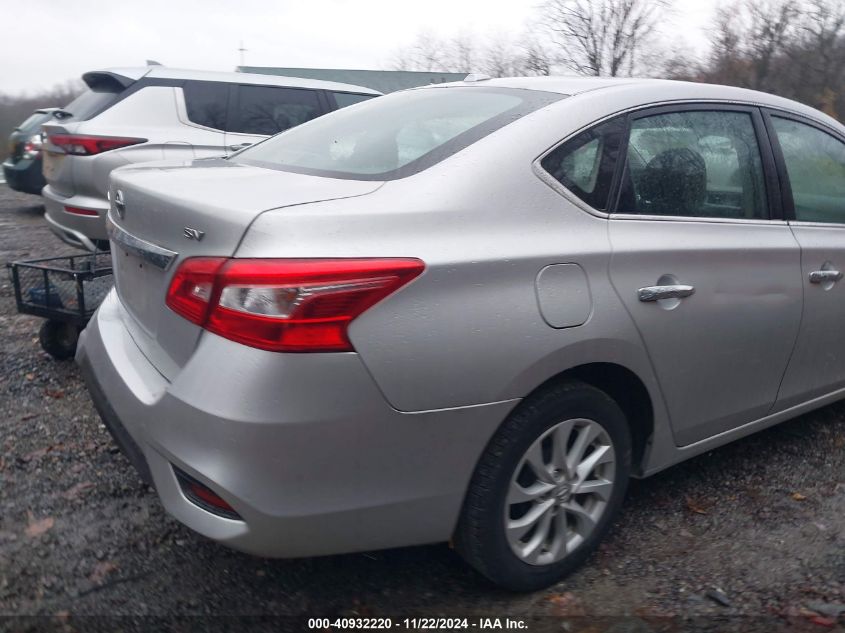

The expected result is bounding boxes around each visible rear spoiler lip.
[81,68,150,91]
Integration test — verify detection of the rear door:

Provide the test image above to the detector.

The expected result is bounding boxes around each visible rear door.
[766,112,845,408]
[224,84,326,152]
[606,104,803,446]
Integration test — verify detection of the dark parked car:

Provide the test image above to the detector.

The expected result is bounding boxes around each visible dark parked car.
[3,108,59,194]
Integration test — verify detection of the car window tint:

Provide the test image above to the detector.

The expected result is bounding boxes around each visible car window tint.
[772,117,845,223]
[183,81,229,130]
[233,86,321,135]
[618,111,767,219]
[332,92,376,109]
[541,117,625,211]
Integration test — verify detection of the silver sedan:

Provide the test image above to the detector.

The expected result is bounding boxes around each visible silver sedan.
[78,75,845,591]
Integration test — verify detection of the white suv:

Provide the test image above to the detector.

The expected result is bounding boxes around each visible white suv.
[41,66,380,250]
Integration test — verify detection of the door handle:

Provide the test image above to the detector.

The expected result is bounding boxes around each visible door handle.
[228,142,252,152]
[638,284,695,302]
[809,270,843,284]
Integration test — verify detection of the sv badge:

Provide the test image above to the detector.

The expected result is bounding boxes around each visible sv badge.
[183,227,205,241]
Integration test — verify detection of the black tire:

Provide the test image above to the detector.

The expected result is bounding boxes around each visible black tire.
[454,380,632,592]
[38,320,80,360]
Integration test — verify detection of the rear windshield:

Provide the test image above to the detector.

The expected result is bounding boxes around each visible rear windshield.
[17,111,54,132]
[235,87,564,180]
[61,85,124,121]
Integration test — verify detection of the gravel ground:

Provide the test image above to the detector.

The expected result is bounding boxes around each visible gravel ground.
[1,184,844,632]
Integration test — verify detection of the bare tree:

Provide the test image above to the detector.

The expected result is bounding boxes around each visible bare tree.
[451,32,478,73]
[521,36,554,75]
[388,31,448,72]
[792,0,845,113]
[0,80,84,160]
[540,0,669,76]
[389,30,547,76]
[746,0,799,89]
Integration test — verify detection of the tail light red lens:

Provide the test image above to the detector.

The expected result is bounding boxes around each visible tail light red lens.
[47,133,146,156]
[64,206,99,216]
[174,468,241,520]
[165,258,424,352]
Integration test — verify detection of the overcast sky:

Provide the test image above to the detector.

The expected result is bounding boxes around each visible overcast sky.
[2,0,718,94]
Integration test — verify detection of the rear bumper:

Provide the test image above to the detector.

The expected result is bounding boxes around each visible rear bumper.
[77,291,513,557]
[2,158,45,195]
[43,185,109,250]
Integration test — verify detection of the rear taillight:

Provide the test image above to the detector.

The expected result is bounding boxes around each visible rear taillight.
[47,133,146,156]
[21,133,42,159]
[166,258,424,352]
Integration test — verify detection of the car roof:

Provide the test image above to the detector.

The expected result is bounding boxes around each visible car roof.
[425,76,840,130]
[85,66,382,95]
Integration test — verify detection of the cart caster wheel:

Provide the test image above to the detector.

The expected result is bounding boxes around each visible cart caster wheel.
[39,321,80,360]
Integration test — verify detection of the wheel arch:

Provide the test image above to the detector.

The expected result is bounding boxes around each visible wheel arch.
[523,362,655,476]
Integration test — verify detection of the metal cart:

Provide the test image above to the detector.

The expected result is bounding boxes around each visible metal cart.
[7,252,113,359]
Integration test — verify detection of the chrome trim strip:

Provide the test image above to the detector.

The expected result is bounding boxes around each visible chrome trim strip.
[106,216,177,271]
[44,212,98,252]
[789,220,845,229]
[608,213,786,225]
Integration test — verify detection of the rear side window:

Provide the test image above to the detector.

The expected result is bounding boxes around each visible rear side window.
[771,117,845,223]
[541,118,625,211]
[618,111,767,219]
[236,87,563,180]
[183,81,229,130]
[332,92,376,109]
[231,86,321,135]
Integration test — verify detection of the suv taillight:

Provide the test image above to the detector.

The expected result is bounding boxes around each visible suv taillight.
[47,133,146,156]
[165,258,425,352]
[21,134,42,159]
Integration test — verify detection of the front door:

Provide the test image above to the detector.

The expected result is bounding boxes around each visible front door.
[767,113,845,409]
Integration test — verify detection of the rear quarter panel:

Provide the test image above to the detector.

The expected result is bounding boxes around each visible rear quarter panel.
[236,95,665,418]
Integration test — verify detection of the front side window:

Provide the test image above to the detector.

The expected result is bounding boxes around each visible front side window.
[183,81,229,130]
[618,110,767,219]
[772,117,845,223]
[235,87,563,180]
[541,117,625,211]
[232,86,321,136]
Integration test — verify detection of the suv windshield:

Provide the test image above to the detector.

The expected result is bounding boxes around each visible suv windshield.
[235,87,564,180]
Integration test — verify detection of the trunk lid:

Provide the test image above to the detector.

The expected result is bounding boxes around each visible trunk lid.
[107,158,383,378]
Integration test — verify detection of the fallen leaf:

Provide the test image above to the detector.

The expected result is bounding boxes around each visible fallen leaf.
[685,496,709,515]
[19,413,36,421]
[25,373,34,381]
[44,389,65,399]
[546,592,587,616]
[25,511,54,538]
[792,492,807,501]
[89,561,118,585]
[62,481,94,500]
